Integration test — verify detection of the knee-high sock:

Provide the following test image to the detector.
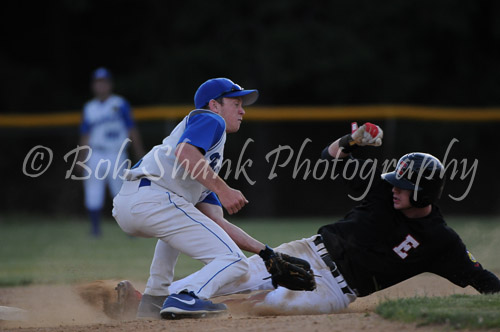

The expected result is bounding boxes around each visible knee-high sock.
[88,209,101,236]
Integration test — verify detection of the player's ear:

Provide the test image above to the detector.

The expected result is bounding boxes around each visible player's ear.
[208,99,220,113]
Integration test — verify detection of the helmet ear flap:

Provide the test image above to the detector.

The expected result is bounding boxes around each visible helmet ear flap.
[409,176,445,208]
[409,191,431,208]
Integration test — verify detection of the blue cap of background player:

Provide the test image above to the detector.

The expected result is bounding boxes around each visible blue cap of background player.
[92,67,112,81]
[194,78,259,109]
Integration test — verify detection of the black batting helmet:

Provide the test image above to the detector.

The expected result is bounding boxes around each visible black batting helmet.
[381,152,445,208]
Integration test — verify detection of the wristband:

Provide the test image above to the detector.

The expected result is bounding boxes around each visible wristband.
[338,134,359,153]
[258,245,275,261]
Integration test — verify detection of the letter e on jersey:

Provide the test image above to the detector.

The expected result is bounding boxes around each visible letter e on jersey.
[393,234,420,259]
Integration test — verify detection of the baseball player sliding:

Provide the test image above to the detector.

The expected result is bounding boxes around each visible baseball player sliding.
[112,78,314,320]
[163,122,500,314]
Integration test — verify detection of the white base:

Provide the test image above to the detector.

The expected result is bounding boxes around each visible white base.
[0,306,28,321]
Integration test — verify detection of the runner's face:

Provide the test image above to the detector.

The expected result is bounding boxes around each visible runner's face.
[392,186,412,210]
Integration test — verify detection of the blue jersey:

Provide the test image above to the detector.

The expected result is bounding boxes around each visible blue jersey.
[125,109,226,205]
[80,94,135,152]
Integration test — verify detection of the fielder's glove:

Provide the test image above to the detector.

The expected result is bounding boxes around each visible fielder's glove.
[339,122,383,153]
[259,245,316,291]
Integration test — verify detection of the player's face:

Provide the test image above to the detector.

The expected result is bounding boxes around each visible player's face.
[392,186,412,210]
[92,78,112,100]
[216,97,245,133]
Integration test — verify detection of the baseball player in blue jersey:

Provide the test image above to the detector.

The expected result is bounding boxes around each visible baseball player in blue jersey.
[80,68,144,237]
[113,78,290,320]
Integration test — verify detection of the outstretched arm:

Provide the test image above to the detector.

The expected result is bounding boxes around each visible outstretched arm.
[197,202,316,292]
[322,122,383,160]
[325,138,350,160]
[196,202,265,254]
[470,270,500,294]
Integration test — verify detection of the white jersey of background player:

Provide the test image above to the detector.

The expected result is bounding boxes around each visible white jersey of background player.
[79,67,144,237]
[113,78,272,319]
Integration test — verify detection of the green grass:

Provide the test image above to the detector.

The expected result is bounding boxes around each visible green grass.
[0,214,498,287]
[376,294,500,329]
[0,214,328,286]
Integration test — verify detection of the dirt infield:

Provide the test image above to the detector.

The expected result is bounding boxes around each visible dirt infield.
[0,274,482,332]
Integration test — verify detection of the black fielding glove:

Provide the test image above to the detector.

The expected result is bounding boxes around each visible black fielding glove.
[259,245,316,291]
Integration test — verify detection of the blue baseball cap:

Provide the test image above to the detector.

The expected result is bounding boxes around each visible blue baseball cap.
[194,78,259,109]
[92,67,112,80]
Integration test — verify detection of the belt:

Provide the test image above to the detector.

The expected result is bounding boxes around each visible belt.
[313,235,355,296]
[136,178,172,193]
[139,178,151,187]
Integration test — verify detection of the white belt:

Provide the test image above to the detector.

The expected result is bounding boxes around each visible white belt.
[313,235,355,296]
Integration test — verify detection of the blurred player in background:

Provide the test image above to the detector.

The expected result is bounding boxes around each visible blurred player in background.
[79,67,144,237]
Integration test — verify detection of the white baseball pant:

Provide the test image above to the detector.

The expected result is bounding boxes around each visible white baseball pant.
[112,179,249,300]
[84,150,127,210]
[169,235,357,314]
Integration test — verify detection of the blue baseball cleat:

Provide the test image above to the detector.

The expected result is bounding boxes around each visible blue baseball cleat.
[160,290,227,320]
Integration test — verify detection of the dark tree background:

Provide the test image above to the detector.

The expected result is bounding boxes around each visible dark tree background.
[2,1,500,217]
[2,0,500,112]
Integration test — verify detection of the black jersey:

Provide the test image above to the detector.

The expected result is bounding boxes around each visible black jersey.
[318,154,500,297]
